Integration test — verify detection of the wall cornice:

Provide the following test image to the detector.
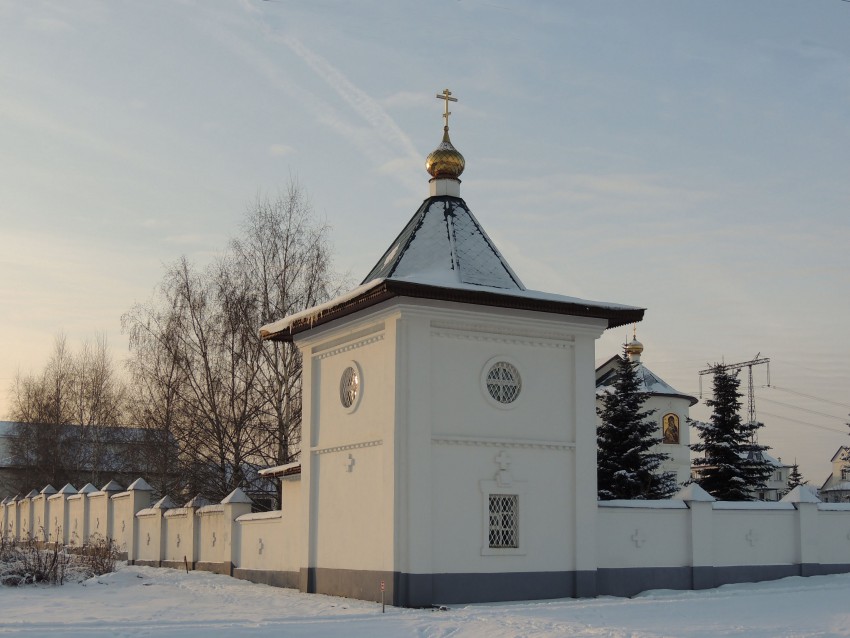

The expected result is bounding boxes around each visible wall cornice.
[432,434,574,451]
[311,439,383,455]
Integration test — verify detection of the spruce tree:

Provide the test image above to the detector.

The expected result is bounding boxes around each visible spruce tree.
[783,462,806,496]
[597,347,678,500]
[691,364,774,500]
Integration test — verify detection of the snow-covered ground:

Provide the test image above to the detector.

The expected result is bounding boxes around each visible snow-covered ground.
[3,566,850,637]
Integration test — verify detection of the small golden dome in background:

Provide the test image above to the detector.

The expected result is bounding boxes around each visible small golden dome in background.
[625,337,644,356]
[426,126,465,180]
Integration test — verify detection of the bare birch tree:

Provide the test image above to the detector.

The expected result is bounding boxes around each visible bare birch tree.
[7,333,130,491]
[123,181,342,504]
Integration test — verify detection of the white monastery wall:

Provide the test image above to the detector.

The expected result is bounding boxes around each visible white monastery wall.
[597,502,690,569]
[195,506,228,566]
[112,491,146,557]
[4,478,850,606]
[394,302,605,603]
[817,506,850,557]
[298,307,399,593]
[710,504,798,566]
[17,500,31,540]
[135,508,164,564]
[87,492,112,541]
[163,508,196,567]
[237,512,284,571]
[7,500,19,539]
[47,493,69,544]
[31,494,49,542]
[67,494,86,546]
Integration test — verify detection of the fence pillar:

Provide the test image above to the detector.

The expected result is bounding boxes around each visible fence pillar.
[124,478,153,563]
[48,484,77,545]
[679,484,716,590]
[98,480,124,541]
[33,485,57,543]
[222,488,253,574]
[0,497,9,539]
[782,485,822,575]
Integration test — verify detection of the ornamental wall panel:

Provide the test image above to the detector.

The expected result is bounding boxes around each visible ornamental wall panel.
[429,326,575,443]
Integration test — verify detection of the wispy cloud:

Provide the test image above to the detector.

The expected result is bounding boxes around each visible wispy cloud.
[278,35,420,162]
[208,8,424,193]
[269,144,295,157]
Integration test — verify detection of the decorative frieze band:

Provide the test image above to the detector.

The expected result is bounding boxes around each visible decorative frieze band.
[311,439,383,455]
[432,435,574,451]
[316,334,384,360]
[430,323,573,349]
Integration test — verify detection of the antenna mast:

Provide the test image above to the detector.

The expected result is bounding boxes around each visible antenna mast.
[699,354,771,438]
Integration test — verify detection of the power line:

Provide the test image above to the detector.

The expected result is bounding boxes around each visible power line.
[759,410,847,435]
[758,396,848,422]
[766,385,850,411]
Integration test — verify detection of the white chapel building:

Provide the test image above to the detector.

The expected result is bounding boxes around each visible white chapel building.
[596,337,698,486]
[6,92,850,607]
[259,96,642,605]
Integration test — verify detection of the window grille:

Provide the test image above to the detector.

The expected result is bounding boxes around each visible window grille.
[488,494,519,548]
[340,366,360,408]
[486,362,521,404]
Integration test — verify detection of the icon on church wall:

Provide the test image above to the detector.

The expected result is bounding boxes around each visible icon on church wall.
[662,413,680,444]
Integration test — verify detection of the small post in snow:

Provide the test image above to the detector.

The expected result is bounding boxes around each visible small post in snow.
[380,579,385,613]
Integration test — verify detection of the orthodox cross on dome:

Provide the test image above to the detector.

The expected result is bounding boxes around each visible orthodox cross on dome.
[436,88,458,129]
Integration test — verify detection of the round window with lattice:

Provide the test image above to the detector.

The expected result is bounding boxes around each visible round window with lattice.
[339,364,361,410]
[484,361,522,405]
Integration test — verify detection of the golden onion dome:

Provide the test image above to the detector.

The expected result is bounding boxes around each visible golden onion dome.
[625,337,644,357]
[426,126,465,180]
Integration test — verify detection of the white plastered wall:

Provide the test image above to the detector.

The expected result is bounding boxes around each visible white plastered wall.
[296,306,398,576]
[393,301,606,578]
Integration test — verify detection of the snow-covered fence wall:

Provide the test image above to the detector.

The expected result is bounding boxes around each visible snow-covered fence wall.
[162,505,196,569]
[193,492,252,575]
[233,472,302,588]
[5,478,850,605]
[595,486,850,597]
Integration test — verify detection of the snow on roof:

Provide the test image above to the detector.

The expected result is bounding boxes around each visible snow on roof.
[361,196,524,290]
[596,357,698,406]
[598,499,688,509]
[780,485,820,503]
[821,481,850,492]
[127,477,153,491]
[184,494,214,508]
[222,487,253,504]
[818,502,850,511]
[260,195,642,340]
[260,276,640,339]
[237,510,283,522]
[675,483,715,502]
[259,462,302,477]
[712,501,796,510]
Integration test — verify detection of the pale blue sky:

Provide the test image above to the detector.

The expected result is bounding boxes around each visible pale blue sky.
[1,0,848,481]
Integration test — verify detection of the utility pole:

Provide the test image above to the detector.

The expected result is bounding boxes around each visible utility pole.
[699,354,770,439]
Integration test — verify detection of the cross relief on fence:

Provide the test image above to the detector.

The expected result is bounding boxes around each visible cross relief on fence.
[631,529,647,548]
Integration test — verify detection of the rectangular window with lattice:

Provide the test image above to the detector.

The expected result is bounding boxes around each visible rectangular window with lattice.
[488,494,518,549]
